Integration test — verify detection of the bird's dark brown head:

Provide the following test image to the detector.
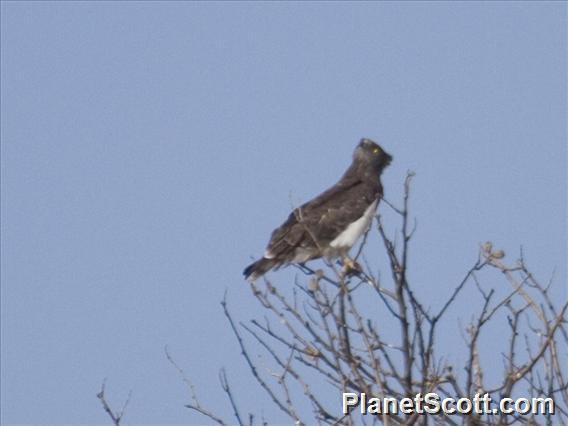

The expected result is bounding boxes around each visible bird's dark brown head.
[353,138,393,176]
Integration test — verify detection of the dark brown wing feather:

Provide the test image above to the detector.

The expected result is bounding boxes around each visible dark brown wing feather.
[265,179,381,260]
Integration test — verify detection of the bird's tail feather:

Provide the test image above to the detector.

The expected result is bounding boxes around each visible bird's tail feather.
[243,257,277,282]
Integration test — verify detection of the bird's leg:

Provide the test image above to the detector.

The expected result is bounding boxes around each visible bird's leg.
[341,255,362,276]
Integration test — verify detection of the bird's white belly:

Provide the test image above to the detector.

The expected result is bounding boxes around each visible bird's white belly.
[330,200,378,250]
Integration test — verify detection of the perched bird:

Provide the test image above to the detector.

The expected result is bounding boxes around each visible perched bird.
[244,138,392,281]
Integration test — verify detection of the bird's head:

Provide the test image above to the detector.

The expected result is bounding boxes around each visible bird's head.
[353,138,393,175]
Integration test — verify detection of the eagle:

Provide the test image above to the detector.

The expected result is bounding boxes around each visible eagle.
[244,138,392,282]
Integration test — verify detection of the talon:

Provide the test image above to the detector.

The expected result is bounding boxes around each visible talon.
[342,257,362,275]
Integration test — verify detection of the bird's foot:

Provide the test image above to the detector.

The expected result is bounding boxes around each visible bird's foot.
[341,257,362,276]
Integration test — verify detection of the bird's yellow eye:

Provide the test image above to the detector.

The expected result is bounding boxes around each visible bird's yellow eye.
[373,148,380,154]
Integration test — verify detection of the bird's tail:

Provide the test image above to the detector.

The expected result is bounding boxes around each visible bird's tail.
[243,257,277,282]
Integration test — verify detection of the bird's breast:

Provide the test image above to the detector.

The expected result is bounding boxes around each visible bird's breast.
[329,199,378,250]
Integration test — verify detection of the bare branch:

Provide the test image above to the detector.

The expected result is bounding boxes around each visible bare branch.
[159,173,567,425]
[96,379,131,426]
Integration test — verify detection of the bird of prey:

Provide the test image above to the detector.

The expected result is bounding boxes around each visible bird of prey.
[243,138,392,282]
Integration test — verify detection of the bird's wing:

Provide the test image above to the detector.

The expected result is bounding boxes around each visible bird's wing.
[308,182,378,244]
[265,180,378,258]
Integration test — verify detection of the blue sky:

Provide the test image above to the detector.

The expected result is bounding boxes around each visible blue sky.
[1,2,566,425]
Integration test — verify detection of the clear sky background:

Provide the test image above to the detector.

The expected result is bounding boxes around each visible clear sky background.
[1,2,566,425]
